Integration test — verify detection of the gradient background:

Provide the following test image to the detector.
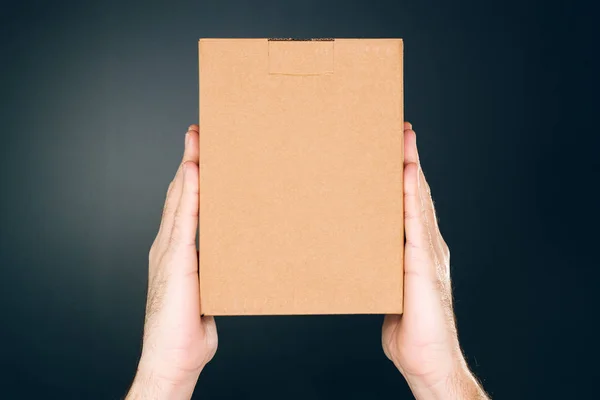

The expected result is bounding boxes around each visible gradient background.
[1,0,598,398]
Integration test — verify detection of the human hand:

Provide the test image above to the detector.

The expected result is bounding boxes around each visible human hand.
[127,125,217,400]
[382,123,488,399]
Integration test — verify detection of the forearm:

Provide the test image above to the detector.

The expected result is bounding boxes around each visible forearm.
[406,363,489,400]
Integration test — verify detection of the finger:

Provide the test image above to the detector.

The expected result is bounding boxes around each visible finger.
[417,163,437,232]
[403,126,432,259]
[157,128,199,241]
[418,166,439,232]
[414,142,450,282]
[403,124,427,249]
[182,127,200,164]
[405,127,441,242]
[404,121,412,131]
[155,178,177,243]
[169,161,199,249]
[404,129,418,166]
[414,145,445,253]
[404,161,434,271]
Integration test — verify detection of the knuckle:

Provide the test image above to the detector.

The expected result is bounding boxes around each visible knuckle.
[405,237,421,251]
[404,210,420,221]
[166,225,181,250]
[166,232,176,250]
[439,238,450,257]
[161,202,171,219]
[443,244,450,259]
[166,180,175,196]
[149,235,165,259]
[173,206,183,222]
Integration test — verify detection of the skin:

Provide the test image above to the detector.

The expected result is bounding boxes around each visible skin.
[127,125,217,399]
[127,123,489,399]
[381,123,489,399]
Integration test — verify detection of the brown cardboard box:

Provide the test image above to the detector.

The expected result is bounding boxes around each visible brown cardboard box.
[199,38,404,315]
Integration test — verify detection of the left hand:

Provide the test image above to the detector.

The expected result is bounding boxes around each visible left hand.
[127,124,217,399]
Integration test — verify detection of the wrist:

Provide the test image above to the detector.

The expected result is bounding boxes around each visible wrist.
[126,358,201,400]
[404,359,487,400]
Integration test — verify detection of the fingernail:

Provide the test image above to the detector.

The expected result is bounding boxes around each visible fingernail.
[185,131,190,146]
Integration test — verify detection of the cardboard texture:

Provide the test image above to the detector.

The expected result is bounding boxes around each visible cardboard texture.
[199,38,404,315]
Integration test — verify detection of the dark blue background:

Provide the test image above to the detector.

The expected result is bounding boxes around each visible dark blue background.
[1,0,598,398]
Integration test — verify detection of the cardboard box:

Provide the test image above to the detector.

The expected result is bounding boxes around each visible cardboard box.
[199,38,404,315]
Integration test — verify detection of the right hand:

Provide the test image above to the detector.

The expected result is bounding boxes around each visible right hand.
[382,122,488,399]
